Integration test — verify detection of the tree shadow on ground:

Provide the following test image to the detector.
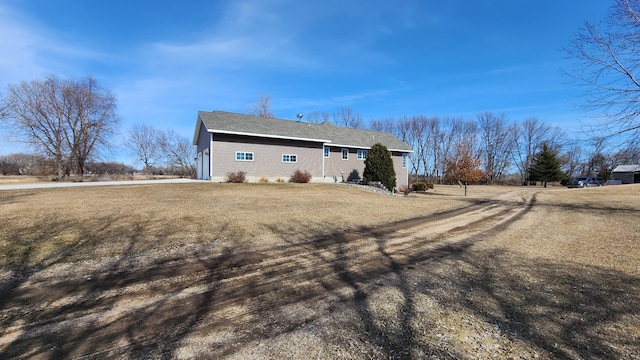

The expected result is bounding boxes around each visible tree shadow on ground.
[418,247,640,359]
[1,205,638,358]
[0,212,244,359]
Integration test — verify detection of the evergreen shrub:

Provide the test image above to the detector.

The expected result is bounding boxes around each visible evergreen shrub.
[411,182,434,191]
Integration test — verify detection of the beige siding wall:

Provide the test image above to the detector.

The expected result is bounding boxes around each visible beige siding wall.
[196,123,210,153]
[196,123,212,180]
[211,134,323,182]
[323,146,409,189]
[323,147,366,182]
[392,151,409,190]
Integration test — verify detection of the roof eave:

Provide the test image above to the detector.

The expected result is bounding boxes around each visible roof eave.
[210,129,330,143]
[327,143,413,152]
[193,114,203,145]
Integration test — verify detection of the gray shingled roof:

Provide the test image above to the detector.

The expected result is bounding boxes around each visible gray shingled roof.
[195,111,412,152]
[612,164,640,172]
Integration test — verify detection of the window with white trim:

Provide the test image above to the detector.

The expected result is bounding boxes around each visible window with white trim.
[282,154,297,163]
[342,148,348,160]
[357,149,367,160]
[402,153,407,168]
[236,151,254,161]
[324,146,329,158]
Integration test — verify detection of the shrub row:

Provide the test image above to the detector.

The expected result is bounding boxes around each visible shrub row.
[224,170,312,183]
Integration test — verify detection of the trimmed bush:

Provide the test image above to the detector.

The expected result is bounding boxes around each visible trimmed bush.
[290,169,312,183]
[363,143,396,192]
[225,171,246,183]
[411,182,434,192]
[259,176,269,183]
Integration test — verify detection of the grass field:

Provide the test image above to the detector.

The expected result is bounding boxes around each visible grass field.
[0,182,638,358]
[0,182,486,271]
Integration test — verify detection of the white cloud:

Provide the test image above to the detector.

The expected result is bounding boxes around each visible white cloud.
[0,5,49,83]
[0,4,116,84]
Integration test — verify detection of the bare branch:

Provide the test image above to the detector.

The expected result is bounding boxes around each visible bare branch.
[564,0,640,139]
[246,94,275,118]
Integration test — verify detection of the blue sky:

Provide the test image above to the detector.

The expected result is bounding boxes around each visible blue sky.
[0,0,613,165]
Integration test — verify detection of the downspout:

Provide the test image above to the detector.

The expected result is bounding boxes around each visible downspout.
[406,153,409,189]
[209,132,213,181]
[322,144,326,181]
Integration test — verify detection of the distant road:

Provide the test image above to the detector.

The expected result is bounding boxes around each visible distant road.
[0,178,207,191]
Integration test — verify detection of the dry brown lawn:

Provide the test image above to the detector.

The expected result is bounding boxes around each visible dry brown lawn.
[0,175,46,184]
[0,182,638,359]
[0,183,479,270]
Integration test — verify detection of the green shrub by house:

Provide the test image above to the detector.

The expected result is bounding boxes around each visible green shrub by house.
[363,143,396,192]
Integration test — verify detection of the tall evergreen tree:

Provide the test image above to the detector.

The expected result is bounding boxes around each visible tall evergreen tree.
[528,143,565,187]
[363,143,396,192]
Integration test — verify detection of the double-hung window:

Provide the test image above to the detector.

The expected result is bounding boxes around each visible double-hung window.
[357,149,367,160]
[324,146,330,158]
[236,151,254,161]
[402,153,407,168]
[282,154,297,163]
[342,148,348,160]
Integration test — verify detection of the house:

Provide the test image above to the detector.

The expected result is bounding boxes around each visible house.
[193,111,412,189]
[612,164,640,184]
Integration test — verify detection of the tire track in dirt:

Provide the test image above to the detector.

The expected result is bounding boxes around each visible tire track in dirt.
[0,190,538,358]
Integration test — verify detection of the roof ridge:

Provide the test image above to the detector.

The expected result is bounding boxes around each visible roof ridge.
[196,110,412,151]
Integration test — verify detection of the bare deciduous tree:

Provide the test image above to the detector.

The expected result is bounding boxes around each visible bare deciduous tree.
[610,143,640,164]
[3,75,119,180]
[247,94,275,118]
[126,123,160,174]
[511,118,555,185]
[0,153,49,175]
[332,106,363,129]
[477,112,515,184]
[157,129,196,177]
[66,77,120,180]
[395,115,421,178]
[306,110,331,124]
[560,143,584,179]
[368,117,396,133]
[565,0,640,139]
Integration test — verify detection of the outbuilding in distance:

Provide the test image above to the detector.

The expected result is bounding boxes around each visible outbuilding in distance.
[612,165,640,184]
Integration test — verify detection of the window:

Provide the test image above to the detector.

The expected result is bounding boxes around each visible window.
[236,151,254,161]
[342,148,348,160]
[357,149,367,160]
[402,153,407,168]
[282,154,297,163]
[324,146,329,158]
